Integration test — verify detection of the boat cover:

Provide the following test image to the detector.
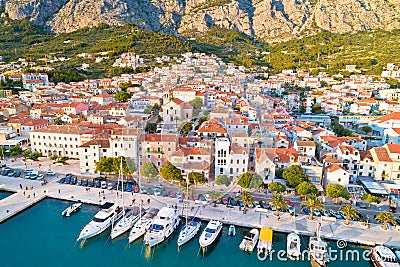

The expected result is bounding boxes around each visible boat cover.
[259,227,273,242]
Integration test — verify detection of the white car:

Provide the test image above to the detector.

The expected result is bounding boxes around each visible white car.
[101,181,107,189]
[46,171,55,176]
[107,183,113,190]
[36,174,44,180]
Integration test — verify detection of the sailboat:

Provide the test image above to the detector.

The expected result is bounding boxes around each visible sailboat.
[128,208,158,243]
[110,157,140,239]
[257,227,273,257]
[287,232,301,259]
[309,223,329,266]
[177,180,201,247]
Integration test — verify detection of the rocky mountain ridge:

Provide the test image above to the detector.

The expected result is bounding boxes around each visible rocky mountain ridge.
[2,0,400,42]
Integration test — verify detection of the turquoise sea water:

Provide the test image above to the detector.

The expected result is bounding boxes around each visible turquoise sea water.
[0,190,12,200]
[0,199,371,267]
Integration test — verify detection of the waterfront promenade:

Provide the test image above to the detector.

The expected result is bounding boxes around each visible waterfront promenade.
[0,175,399,248]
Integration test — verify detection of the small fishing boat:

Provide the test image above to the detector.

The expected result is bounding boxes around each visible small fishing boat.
[199,220,223,249]
[239,228,259,253]
[177,216,202,247]
[309,224,329,266]
[228,225,236,236]
[287,232,301,259]
[257,227,273,256]
[371,245,400,267]
[62,203,82,217]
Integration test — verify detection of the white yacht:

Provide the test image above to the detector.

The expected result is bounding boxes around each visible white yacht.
[128,208,158,243]
[257,227,273,256]
[77,202,122,241]
[287,232,301,259]
[177,216,201,247]
[309,224,329,266]
[144,207,180,247]
[239,228,259,253]
[199,220,222,249]
[370,245,400,267]
[62,203,82,217]
[110,207,143,239]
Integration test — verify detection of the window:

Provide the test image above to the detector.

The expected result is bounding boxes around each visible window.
[85,149,87,152]
[359,166,363,169]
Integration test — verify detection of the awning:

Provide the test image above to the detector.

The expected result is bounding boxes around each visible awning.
[359,177,388,196]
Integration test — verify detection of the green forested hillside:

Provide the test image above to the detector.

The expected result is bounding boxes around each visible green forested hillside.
[0,17,399,78]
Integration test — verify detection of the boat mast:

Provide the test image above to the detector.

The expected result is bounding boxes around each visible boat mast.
[185,176,189,225]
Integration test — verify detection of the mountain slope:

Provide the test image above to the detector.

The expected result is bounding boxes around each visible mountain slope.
[3,0,400,42]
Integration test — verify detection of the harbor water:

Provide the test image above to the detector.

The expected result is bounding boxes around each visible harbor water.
[0,199,371,267]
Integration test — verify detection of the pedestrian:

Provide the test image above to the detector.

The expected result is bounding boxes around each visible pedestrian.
[19,184,22,189]
[23,191,25,196]
[33,193,35,198]
[58,189,60,194]
[147,198,150,204]
[98,192,101,197]
[133,198,136,204]
[277,215,281,221]
[25,186,28,190]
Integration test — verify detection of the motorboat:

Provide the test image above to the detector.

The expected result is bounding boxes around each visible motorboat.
[287,232,301,259]
[199,220,223,249]
[77,202,122,241]
[228,225,236,236]
[128,208,158,243]
[110,207,143,239]
[239,228,259,253]
[257,227,273,256]
[144,206,180,247]
[309,224,329,266]
[61,203,82,217]
[177,216,201,247]
[370,245,400,267]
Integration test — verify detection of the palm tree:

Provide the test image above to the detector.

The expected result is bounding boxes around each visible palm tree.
[376,211,396,230]
[241,190,254,213]
[178,181,193,199]
[339,205,358,225]
[301,194,324,221]
[271,193,288,216]
[209,191,222,207]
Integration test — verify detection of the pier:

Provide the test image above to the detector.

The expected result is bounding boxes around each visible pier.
[0,176,399,248]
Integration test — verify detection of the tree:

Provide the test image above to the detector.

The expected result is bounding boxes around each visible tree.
[269,181,286,193]
[209,191,222,206]
[361,126,372,134]
[141,162,158,180]
[331,123,355,137]
[301,194,324,221]
[114,91,131,102]
[96,157,114,175]
[178,181,193,198]
[362,193,381,204]
[271,193,288,216]
[178,122,193,136]
[275,168,284,179]
[189,97,203,110]
[249,173,263,189]
[282,165,308,188]
[311,104,323,114]
[145,122,157,133]
[188,172,207,185]
[54,117,63,125]
[22,150,31,158]
[325,184,350,203]
[215,174,231,186]
[30,151,42,161]
[238,172,253,188]
[339,205,358,225]
[10,146,22,156]
[160,161,182,182]
[241,191,254,213]
[296,182,318,196]
[376,211,396,230]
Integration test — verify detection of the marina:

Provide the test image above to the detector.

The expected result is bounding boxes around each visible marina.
[0,198,370,267]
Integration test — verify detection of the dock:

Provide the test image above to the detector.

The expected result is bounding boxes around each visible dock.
[0,176,400,248]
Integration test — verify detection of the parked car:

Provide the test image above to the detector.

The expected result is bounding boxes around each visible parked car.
[70,176,77,185]
[140,186,147,194]
[313,208,322,217]
[126,183,133,192]
[154,188,161,196]
[133,185,139,193]
[101,181,107,189]
[288,206,296,215]
[24,169,33,174]
[13,171,21,177]
[147,188,154,195]
[7,171,15,177]
[46,171,55,176]
[95,180,101,188]
[59,177,65,184]
[88,179,94,187]
[82,180,88,187]
[301,208,311,215]
[2,170,10,176]
[259,200,269,209]
[29,174,37,180]
[107,183,113,190]
[154,184,164,189]
[228,198,237,207]
[168,190,176,198]
[77,179,82,186]
[37,174,44,180]
[284,199,295,207]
